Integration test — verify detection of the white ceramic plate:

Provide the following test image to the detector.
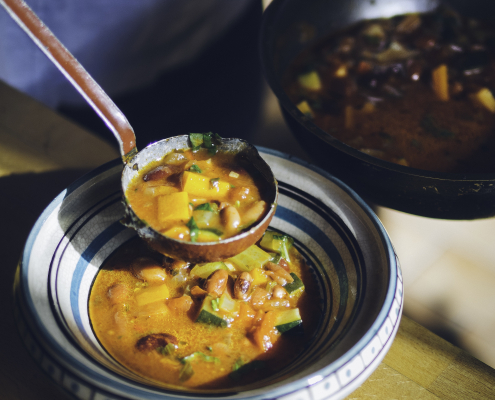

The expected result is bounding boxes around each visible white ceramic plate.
[14,148,403,400]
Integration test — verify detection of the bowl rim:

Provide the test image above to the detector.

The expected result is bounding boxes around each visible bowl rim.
[260,0,495,183]
[17,147,402,399]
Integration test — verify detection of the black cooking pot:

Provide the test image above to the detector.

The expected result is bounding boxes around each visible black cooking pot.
[260,0,495,220]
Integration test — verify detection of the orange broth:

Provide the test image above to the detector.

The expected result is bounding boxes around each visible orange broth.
[126,147,270,242]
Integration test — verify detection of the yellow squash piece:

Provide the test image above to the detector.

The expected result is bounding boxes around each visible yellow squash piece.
[471,88,495,113]
[135,284,170,306]
[296,100,314,117]
[251,267,269,286]
[157,191,191,223]
[297,70,322,91]
[182,171,230,199]
[432,64,449,101]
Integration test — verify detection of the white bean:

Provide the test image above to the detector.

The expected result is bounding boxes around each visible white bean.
[221,205,241,236]
[242,201,267,225]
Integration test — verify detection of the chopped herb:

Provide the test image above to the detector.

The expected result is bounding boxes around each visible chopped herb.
[234,200,240,208]
[189,164,202,173]
[179,362,194,382]
[420,114,455,138]
[195,203,213,212]
[230,184,236,188]
[180,352,220,364]
[189,132,222,155]
[273,235,294,262]
[229,360,266,382]
[206,346,213,352]
[189,133,205,151]
[186,217,199,243]
[211,298,220,312]
[210,178,220,190]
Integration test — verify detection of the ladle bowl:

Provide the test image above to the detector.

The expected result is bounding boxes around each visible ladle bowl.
[1,0,278,261]
[121,135,278,263]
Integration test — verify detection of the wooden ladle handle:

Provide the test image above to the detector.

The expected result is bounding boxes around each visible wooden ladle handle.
[0,0,137,163]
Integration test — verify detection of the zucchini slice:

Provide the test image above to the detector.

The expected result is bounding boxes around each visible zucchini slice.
[196,295,227,327]
[259,231,294,262]
[228,245,271,272]
[283,273,305,295]
[275,308,302,334]
[190,262,229,279]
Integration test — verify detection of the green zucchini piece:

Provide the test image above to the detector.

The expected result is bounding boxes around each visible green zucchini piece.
[283,273,304,295]
[218,291,238,313]
[275,308,302,334]
[259,231,294,262]
[196,295,227,327]
[190,262,228,279]
[228,245,271,272]
[229,360,266,382]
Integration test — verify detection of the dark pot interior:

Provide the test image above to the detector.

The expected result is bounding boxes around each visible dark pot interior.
[260,0,495,219]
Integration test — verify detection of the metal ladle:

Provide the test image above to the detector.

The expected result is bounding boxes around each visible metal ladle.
[1,0,278,262]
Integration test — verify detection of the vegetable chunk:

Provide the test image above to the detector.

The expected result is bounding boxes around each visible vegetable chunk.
[157,192,190,223]
[135,284,170,306]
[182,171,230,199]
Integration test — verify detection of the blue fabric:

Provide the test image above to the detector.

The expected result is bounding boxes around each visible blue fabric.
[0,0,251,107]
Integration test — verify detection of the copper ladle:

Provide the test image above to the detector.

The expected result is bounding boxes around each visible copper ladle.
[0,0,278,263]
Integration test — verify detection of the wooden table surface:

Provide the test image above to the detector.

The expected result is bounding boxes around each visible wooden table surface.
[1,80,494,399]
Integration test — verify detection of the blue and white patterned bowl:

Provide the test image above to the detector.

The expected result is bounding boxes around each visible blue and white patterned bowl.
[14,148,403,400]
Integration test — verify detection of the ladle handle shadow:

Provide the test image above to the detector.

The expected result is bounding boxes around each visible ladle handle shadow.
[0,0,137,163]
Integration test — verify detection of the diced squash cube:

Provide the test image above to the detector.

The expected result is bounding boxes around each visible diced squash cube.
[135,284,170,306]
[297,70,322,91]
[432,64,449,101]
[296,100,314,117]
[157,192,190,223]
[251,267,269,286]
[470,88,495,113]
[228,245,271,272]
[182,171,230,199]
